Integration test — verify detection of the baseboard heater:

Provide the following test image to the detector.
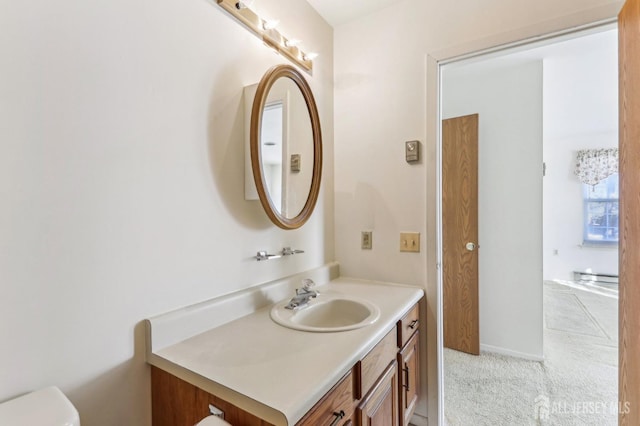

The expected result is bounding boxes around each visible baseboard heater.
[573,271,619,284]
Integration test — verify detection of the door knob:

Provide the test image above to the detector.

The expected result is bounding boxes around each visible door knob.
[466,242,476,251]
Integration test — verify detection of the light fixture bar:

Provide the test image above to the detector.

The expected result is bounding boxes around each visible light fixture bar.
[216,0,313,73]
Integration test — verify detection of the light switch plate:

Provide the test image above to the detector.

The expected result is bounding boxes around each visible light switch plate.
[361,231,373,250]
[400,232,420,252]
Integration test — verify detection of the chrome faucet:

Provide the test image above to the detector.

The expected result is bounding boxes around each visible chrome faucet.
[285,279,318,310]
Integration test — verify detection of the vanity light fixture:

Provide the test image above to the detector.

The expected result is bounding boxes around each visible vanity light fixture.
[216,0,314,72]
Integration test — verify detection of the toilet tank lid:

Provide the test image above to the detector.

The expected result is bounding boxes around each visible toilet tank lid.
[0,386,80,425]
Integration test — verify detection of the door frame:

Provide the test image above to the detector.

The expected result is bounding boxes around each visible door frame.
[425,15,623,426]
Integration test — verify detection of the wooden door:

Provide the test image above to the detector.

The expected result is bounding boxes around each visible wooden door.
[442,114,480,355]
[619,0,640,423]
[357,362,398,426]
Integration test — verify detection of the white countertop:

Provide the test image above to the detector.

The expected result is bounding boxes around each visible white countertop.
[147,277,423,425]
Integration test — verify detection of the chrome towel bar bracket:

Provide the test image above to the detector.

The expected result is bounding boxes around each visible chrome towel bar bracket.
[255,247,305,261]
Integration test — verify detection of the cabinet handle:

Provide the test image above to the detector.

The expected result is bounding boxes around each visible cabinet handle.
[330,410,345,426]
[403,365,410,391]
[408,319,419,329]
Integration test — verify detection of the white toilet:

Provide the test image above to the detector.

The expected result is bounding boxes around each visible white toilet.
[196,415,231,425]
[0,386,80,425]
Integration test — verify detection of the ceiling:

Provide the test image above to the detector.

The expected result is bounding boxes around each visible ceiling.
[306,0,404,27]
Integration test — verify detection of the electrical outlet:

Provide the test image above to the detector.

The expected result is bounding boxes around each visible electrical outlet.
[361,231,373,250]
[400,232,420,252]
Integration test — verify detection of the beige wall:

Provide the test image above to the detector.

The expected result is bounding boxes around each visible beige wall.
[0,0,333,424]
[333,0,623,423]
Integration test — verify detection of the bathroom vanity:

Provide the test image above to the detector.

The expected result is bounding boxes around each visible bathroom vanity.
[145,266,423,426]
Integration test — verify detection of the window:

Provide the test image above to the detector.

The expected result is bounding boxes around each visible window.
[583,173,619,244]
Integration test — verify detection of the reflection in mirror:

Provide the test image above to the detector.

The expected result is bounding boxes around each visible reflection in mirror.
[260,77,314,218]
[261,102,283,211]
[244,64,322,230]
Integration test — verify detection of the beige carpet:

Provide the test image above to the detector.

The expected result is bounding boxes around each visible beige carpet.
[444,280,618,425]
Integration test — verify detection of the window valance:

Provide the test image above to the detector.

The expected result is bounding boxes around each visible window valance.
[574,148,618,186]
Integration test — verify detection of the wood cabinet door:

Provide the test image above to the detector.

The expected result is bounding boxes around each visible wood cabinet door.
[356,361,398,426]
[398,331,419,426]
[151,366,273,426]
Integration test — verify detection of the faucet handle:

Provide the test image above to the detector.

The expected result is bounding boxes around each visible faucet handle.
[301,278,315,291]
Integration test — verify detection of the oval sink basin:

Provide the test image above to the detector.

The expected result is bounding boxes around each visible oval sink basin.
[270,295,380,332]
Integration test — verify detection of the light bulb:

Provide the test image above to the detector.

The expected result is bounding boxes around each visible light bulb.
[235,0,254,10]
[285,39,301,48]
[303,52,318,61]
[262,19,279,30]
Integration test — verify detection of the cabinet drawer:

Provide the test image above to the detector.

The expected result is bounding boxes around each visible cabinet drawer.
[355,328,397,399]
[297,371,354,426]
[397,304,419,349]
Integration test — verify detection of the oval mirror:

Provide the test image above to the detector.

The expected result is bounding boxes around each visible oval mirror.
[250,64,322,229]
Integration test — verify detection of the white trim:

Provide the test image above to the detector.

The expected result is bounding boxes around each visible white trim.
[434,56,445,426]
[480,344,545,362]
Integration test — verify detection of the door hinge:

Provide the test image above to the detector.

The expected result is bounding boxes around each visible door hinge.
[543,162,546,177]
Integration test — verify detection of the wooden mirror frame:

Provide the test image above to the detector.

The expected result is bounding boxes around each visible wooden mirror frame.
[250,64,322,230]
